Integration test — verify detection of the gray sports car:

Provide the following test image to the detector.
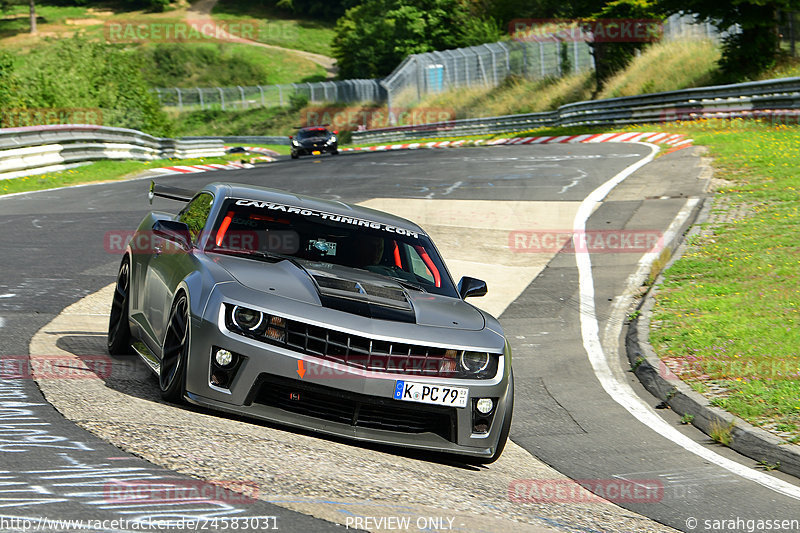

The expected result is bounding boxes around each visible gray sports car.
[108,182,513,462]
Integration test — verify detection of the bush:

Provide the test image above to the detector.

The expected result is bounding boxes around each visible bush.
[13,36,171,135]
[288,92,309,111]
[146,0,170,12]
[718,29,779,81]
[0,50,22,109]
[139,44,271,88]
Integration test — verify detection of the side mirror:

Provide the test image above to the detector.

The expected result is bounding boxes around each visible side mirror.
[288,135,293,140]
[458,276,487,299]
[152,220,191,249]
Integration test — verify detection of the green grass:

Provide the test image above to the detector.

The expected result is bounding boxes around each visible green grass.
[640,119,800,442]
[598,39,721,99]
[0,155,244,196]
[140,42,325,87]
[169,105,306,137]
[211,0,336,57]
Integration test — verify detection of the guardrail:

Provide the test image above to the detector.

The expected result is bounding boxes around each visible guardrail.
[0,124,225,181]
[180,135,290,145]
[352,77,800,143]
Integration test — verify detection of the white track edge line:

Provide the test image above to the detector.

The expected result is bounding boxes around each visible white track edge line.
[574,142,800,501]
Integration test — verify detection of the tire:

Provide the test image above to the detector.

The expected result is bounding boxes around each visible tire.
[470,369,514,465]
[291,152,299,159]
[331,149,339,155]
[107,257,132,355]
[160,292,189,403]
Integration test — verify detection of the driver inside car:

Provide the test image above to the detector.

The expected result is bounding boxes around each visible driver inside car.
[354,236,420,284]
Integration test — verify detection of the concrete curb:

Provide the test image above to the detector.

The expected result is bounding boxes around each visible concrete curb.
[626,199,800,479]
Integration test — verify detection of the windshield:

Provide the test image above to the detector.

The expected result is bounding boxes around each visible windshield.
[206,198,458,297]
[297,128,330,139]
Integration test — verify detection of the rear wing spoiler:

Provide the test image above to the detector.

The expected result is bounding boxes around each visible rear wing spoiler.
[148,181,194,204]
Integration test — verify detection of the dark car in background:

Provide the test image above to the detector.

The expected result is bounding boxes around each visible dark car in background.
[290,126,338,159]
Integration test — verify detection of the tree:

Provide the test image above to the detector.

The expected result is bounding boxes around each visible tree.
[28,0,35,33]
[588,0,661,88]
[0,0,37,33]
[332,0,501,79]
[487,0,600,31]
[655,0,800,78]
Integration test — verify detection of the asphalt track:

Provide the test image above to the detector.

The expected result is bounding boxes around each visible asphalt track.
[1,145,798,532]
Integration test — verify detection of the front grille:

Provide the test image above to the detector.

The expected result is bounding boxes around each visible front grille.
[283,322,451,375]
[251,374,455,441]
[225,304,500,379]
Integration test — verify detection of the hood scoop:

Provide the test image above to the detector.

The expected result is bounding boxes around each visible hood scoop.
[313,275,408,305]
[311,273,415,323]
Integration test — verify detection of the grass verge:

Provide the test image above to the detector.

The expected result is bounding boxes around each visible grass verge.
[635,119,800,443]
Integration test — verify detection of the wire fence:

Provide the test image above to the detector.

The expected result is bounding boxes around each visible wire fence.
[154,12,795,113]
[381,39,593,108]
[154,80,385,111]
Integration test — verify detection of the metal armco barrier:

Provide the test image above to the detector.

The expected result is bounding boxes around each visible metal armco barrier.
[352,77,800,144]
[0,124,225,180]
[180,135,290,145]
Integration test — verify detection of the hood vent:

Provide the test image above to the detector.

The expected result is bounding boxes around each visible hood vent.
[313,275,408,303]
[312,274,415,323]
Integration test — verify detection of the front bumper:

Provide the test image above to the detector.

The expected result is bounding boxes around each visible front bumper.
[184,287,512,458]
[292,143,337,156]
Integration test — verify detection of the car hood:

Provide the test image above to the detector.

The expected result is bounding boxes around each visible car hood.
[210,254,485,331]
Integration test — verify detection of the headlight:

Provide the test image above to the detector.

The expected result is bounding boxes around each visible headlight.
[327,136,337,144]
[291,140,300,146]
[232,305,262,331]
[460,351,490,373]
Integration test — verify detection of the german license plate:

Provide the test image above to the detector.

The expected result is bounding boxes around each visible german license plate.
[312,150,321,155]
[393,380,468,408]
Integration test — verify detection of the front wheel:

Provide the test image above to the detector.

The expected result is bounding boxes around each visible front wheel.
[160,293,189,403]
[107,257,132,355]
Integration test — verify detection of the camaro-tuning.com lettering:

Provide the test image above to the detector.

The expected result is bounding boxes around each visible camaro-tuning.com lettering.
[235,199,420,238]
